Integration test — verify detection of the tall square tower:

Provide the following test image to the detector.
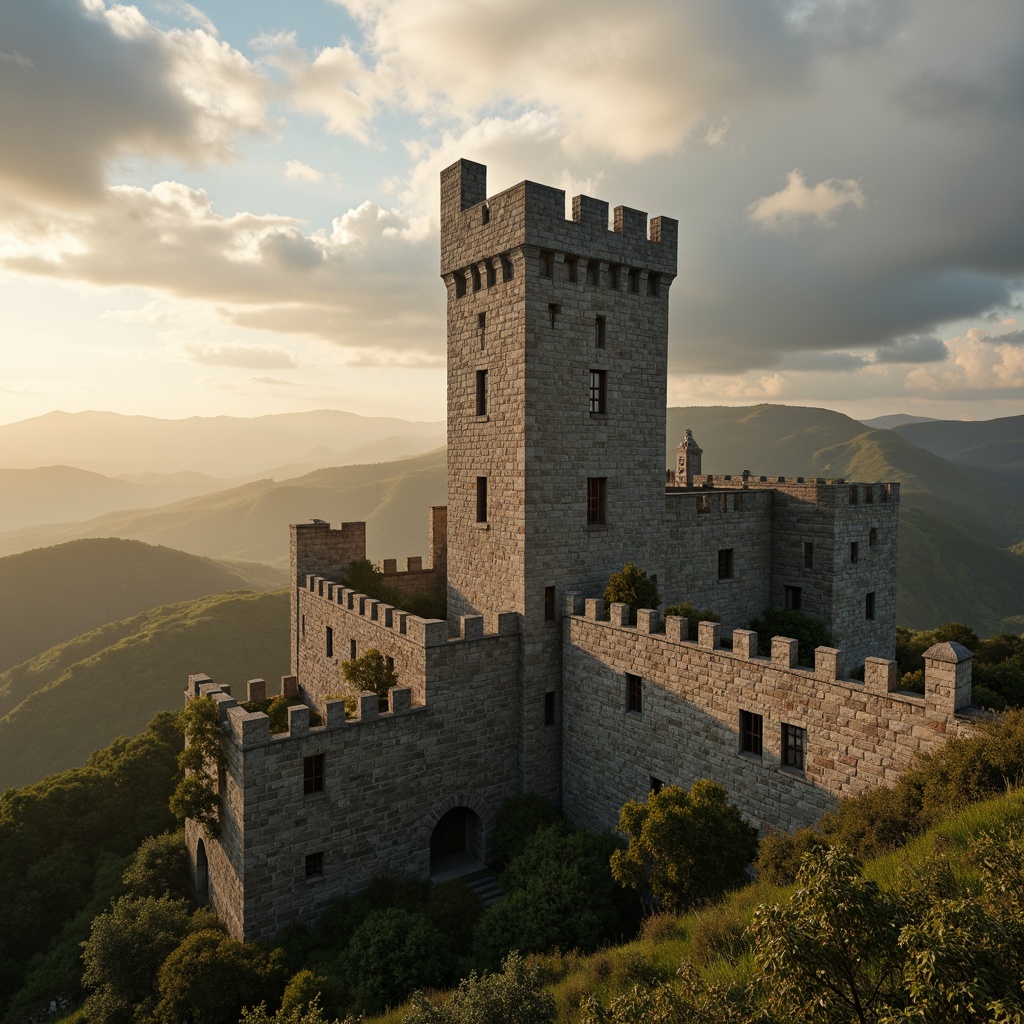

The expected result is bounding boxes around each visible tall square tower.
[440,159,678,798]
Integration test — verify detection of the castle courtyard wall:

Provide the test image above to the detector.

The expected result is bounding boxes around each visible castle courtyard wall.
[191,608,521,943]
[561,598,973,835]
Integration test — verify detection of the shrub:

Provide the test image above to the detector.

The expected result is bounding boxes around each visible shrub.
[342,648,398,712]
[604,564,661,622]
[755,826,829,886]
[492,792,561,865]
[663,602,719,641]
[749,608,834,666]
[122,829,189,900]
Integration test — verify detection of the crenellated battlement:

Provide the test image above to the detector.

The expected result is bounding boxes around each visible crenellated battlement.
[566,596,973,718]
[667,474,900,506]
[440,158,677,284]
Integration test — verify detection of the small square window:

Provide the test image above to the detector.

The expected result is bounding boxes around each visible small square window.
[740,710,763,756]
[718,548,734,580]
[649,776,663,795]
[803,542,814,569]
[785,585,802,611]
[865,592,876,620]
[305,852,324,879]
[782,723,806,771]
[869,527,878,546]
[544,585,556,622]
[304,754,324,795]
[476,476,488,523]
[626,672,642,713]
[475,369,488,416]
[544,691,555,726]
[595,315,606,348]
[589,370,607,415]
[325,626,333,659]
[850,541,859,564]
[587,477,607,526]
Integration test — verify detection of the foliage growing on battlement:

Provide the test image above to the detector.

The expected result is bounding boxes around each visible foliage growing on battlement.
[170,695,226,839]
[603,565,660,625]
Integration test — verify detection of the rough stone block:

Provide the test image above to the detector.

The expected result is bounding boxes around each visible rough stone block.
[636,609,660,634]
[358,692,378,721]
[610,603,630,628]
[733,630,757,659]
[389,687,412,714]
[698,621,720,650]
[771,637,799,669]
[864,658,896,695]
[288,704,310,736]
[247,678,267,703]
[815,648,844,681]
[461,615,485,640]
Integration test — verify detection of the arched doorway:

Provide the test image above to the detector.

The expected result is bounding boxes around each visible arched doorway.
[429,806,483,877]
[195,838,209,899]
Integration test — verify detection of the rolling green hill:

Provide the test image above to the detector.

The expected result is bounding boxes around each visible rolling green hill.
[0,538,285,673]
[0,589,289,792]
[0,449,448,567]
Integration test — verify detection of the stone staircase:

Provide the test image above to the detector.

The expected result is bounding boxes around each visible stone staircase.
[459,868,504,907]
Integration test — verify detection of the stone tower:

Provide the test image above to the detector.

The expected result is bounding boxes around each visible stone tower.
[439,159,678,799]
[676,428,703,486]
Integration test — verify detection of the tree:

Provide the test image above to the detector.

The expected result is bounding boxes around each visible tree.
[404,952,556,1024]
[604,564,661,621]
[611,781,757,912]
[81,895,197,1024]
[751,846,908,1024]
[342,648,398,712]
[343,558,385,597]
[123,829,189,900]
[749,608,834,666]
[154,927,287,1024]
[170,695,227,838]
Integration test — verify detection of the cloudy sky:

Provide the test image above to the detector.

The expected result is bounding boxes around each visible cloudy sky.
[1,0,1022,426]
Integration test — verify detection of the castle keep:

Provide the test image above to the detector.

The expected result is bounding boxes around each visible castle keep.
[186,160,976,942]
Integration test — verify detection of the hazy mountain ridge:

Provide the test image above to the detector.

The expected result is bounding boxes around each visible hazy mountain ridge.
[0,538,282,672]
[0,409,445,476]
[0,590,289,792]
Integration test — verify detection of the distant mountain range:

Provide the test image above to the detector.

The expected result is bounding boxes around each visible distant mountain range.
[0,405,1021,636]
[0,409,445,477]
[0,590,289,791]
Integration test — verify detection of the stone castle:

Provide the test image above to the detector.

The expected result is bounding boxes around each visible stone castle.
[185,159,975,942]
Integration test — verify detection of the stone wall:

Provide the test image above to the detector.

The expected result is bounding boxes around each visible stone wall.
[188,609,521,942]
[561,596,974,836]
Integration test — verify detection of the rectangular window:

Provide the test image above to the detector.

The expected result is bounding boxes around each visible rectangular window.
[305,852,324,879]
[589,370,607,414]
[849,485,859,504]
[485,261,496,287]
[803,542,814,569]
[782,724,806,771]
[386,655,395,674]
[475,369,488,415]
[478,311,486,349]
[476,476,488,523]
[544,585,556,622]
[349,638,356,660]
[586,260,600,285]
[628,267,640,293]
[608,264,619,290]
[647,273,660,296]
[301,613,306,638]
[740,710,763,756]
[850,541,859,563]
[540,251,554,278]
[718,548,734,580]
[626,672,642,713]
[303,753,324,795]
[785,585,802,611]
[587,477,607,526]
[548,303,560,328]
[866,591,876,620]
[544,691,555,726]
[869,527,878,546]
[649,776,663,795]
[565,256,578,282]
[595,315,606,348]
[325,626,333,659]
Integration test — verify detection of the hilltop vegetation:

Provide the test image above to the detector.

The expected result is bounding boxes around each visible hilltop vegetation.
[0,589,289,791]
[0,538,284,672]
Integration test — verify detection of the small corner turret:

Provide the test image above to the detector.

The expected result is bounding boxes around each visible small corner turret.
[676,428,703,486]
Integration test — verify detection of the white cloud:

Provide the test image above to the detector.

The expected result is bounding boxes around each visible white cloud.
[0,0,271,206]
[284,160,325,184]
[183,343,298,368]
[905,329,1024,394]
[747,169,866,230]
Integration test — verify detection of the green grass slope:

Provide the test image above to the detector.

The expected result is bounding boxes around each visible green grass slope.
[0,449,448,566]
[0,538,281,673]
[894,413,1024,476]
[0,589,288,792]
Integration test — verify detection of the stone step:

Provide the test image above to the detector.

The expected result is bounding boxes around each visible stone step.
[460,869,504,907]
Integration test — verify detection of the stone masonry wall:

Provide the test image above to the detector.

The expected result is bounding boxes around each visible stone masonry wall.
[561,597,974,836]
[189,611,521,942]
